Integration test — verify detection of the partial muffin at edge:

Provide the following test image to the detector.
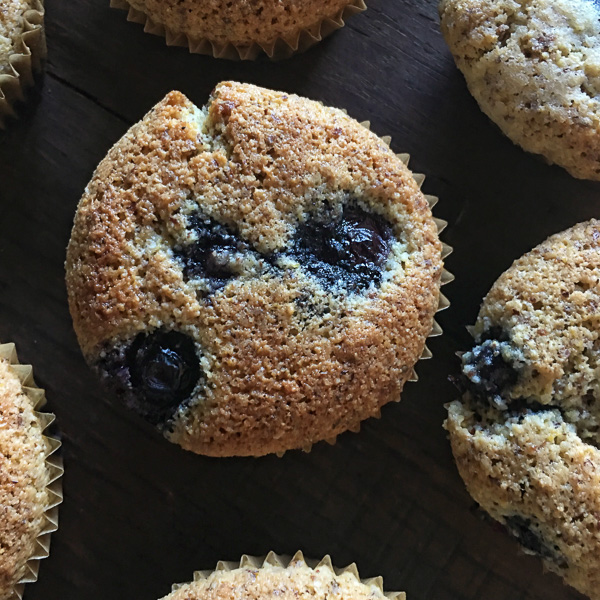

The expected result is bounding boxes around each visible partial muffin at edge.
[440,0,600,180]
[0,353,50,600]
[162,553,403,600]
[447,220,600,600]
[117,0,365,58]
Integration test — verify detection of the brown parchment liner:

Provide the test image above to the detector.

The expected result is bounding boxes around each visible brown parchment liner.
[109,0,367,60]
[0,0,46,128]
[0,343,63,600]
[276,122,453,457]
[168,551,406,600]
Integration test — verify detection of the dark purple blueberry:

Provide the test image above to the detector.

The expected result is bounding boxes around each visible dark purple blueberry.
[504,515,567,569]
[96,330,202,427]
[175,215,248,290]
[460,338,519,407]
[289,206,393,291]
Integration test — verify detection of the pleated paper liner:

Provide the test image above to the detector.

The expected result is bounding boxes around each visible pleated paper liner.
[0,0,46,128]
[167,551,405,600]
[279,122,453,457]
[109,0,367,60]
[0,343,63,600]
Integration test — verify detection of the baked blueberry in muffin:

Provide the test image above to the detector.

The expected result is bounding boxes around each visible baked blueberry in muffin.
[447,220,600,599]
[66,82,446,457]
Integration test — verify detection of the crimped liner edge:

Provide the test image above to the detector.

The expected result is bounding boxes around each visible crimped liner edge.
[109,0,367,60]
[0,343,63,600]
[170,551,405,600]
[0,0,46,127]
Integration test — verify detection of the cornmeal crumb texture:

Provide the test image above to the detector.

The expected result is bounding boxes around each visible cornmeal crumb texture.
[0,0,38,74]
[162,559,390,600]
[0,357,49,600]
[125,0,355,46]
[447,220,600,600]
[66,82,443,457]
[440,0,600,180]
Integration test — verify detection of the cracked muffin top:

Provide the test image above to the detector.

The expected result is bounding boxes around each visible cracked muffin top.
[447,220,600,599]
[0,354,50,600]
[0,0,40,74]
[162,555,399,600]
[440,0,600,180]
[65,81,443,457]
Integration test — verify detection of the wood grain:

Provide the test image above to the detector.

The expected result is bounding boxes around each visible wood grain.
[0,1,597,599]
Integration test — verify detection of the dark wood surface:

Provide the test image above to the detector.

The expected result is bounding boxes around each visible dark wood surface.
[0,1,597,598]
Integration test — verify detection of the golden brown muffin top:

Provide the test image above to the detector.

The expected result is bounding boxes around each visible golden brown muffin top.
[163,557,397,600]
[125,0,356,46]
[66,82,443,456]
[0,356,49,599]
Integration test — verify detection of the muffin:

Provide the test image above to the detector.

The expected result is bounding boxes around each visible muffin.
[65,81,448,457]
[110,0,367,60]
[0,0,45,127]
[163,552,405,600]
[439,0,600,180]
[446,220,600,599]
[0,342,62,600]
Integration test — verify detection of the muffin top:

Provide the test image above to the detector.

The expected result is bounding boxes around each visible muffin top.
[0,0,40,74]
[439,0,600,180]
[125,0,358,47]
[163,555,401,600]
[0,354,49,599]
[66,82,443,457]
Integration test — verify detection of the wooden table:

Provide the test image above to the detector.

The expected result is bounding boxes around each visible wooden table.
[0,1,595,598]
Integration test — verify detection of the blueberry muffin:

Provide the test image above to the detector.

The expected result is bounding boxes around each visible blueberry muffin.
[0,0,45,126]
[0,343,61,600]
[163,552,404,600]
[447,220,600,599]
[110,0,366,60]
[65,82,446,457]
[440,0,600,180]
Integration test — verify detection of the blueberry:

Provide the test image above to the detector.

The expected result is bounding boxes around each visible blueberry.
[461,337,519,406]
[504,515,567,568]
[289,205,393,291]
[176,215,248,289]
[128,330,200,404]
[97,330,202,426]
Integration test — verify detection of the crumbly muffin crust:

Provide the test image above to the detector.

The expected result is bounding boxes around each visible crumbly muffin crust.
[439,0,600,180]
[447,220,600,599]
[66,82,443,457]
[0,355,49,599]
[124,0,358,47]
[162,556,395,600]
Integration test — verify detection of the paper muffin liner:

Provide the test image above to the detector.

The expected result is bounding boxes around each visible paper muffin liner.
[0,0,46,128]
[109,0,367,60]
[170,551,406,600]
[0,343,63,600]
